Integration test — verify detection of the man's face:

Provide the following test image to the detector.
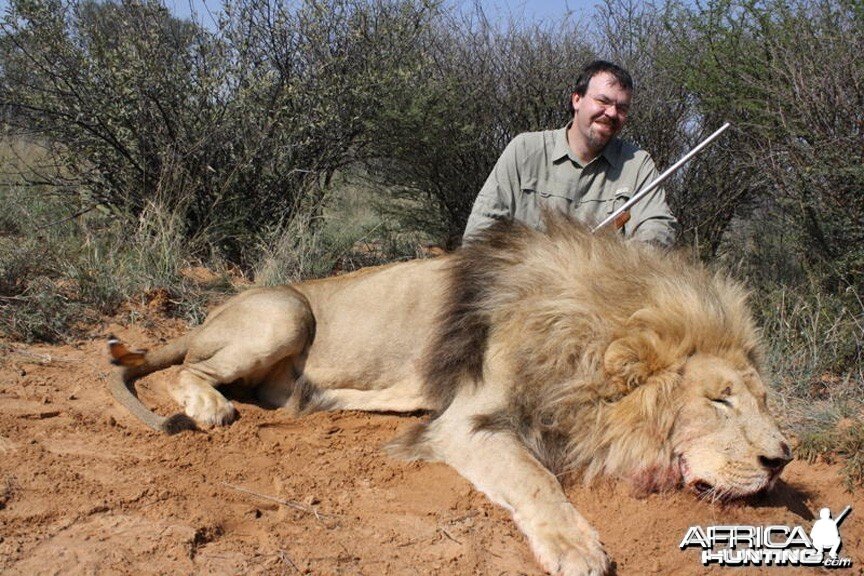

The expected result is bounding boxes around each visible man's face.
[570,72,632,155]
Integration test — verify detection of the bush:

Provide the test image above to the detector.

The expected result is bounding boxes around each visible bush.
[363,12,594,242]
[660,0,864,282]
[0,0,438,264]
[799,419,864,491]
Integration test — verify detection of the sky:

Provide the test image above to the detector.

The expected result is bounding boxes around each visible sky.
[161,0,603,29]
[0,0,605,30]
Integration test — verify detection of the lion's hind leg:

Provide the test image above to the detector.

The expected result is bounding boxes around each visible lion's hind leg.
[171,287,314,427]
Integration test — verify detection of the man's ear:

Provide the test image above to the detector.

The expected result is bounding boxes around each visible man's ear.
[603,329,677,398]
[570,92,581,112]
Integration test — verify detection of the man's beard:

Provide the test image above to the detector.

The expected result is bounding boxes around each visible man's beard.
[586,122,616,152]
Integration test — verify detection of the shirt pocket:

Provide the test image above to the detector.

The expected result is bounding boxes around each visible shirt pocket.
[608,187,631,215]
[580,186,631,215]
[520,179,573,213]
[572,186,631,229]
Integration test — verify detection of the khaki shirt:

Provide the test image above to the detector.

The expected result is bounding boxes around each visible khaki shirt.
[463,124,677,247]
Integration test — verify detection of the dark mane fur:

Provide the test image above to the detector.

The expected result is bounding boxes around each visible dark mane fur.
[420,218,532,411]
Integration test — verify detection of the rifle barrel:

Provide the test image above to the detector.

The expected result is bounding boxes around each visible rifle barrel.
[592,122,731,234]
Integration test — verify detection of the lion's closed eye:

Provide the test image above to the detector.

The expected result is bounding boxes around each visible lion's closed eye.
[709,385,734,406]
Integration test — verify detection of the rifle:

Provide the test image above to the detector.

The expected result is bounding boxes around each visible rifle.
[834,505,852,527]
[592,122,732,233]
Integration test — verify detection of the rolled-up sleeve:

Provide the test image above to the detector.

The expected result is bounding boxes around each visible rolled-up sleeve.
[463,138,521,241]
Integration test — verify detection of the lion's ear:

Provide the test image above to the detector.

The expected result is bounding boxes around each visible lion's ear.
[603,330,675,397]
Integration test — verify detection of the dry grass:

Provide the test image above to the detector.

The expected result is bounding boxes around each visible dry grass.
[798,418,864,491]
[754,284,864,488]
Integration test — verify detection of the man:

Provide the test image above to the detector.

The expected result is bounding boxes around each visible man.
[463,60,677,247]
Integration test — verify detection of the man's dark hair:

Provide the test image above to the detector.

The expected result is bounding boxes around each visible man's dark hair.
[567,60,634,113]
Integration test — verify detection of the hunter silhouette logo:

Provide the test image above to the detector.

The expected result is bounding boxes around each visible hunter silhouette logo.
[680,505,853,568]
[811,506,851,560]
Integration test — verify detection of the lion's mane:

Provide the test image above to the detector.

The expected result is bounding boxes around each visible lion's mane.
[419,213,763,492]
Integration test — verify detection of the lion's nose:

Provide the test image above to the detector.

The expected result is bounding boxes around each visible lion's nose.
[759,442,793,474]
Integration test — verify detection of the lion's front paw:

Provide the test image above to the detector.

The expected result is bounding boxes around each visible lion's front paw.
[530,525,610,576]
[183,389,236,427]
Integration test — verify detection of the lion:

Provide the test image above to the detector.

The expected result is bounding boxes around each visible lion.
[108,214,791,576]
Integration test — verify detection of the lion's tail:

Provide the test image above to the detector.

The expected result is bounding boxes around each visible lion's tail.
[107,332,199,434]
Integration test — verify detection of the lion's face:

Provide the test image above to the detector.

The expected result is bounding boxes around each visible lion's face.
[671,353,791,500]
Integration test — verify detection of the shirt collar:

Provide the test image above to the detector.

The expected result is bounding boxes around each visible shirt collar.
[555,121,623,168]
[601,137,623,168]
[552,126,572,163]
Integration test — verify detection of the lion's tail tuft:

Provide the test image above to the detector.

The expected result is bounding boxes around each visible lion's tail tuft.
[108,335,147,367]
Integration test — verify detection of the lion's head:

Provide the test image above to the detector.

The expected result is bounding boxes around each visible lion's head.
[671,352,791,499]
[593,253,792,500]
[426,213,791,500]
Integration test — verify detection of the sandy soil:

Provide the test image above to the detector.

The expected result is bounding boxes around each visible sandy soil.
[1,320,862,576]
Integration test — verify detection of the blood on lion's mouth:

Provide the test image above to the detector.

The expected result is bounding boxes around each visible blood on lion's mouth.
[676,454,767,501]
[688,477,772,502]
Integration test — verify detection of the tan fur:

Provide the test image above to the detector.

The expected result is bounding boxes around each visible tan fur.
[108,214,790,576]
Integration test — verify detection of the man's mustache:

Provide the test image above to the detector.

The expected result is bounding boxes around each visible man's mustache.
[594,117,619,130]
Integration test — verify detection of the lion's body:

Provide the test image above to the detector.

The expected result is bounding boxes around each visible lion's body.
[297,258,445,401]
[109,216,791,576]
